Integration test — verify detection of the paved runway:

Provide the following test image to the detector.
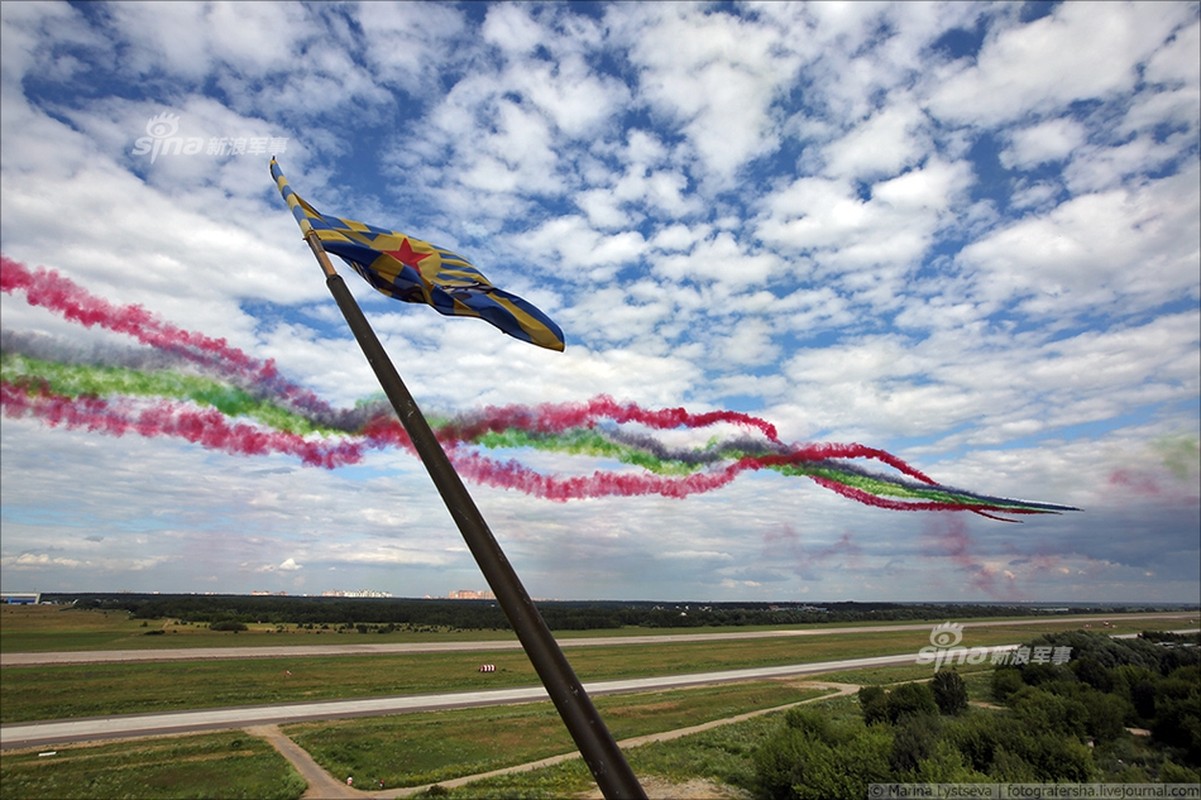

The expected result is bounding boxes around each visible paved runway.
[1,648,1015,749]
[3,614,1194,750]
[3,612,1193,666]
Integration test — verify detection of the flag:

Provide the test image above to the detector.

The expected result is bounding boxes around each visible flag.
[271,159,565,351]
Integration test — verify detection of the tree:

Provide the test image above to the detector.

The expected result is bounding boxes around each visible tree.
[991,667,1024,702]
[887,682,939,723]
[1024,734,1096,782]
[912,739,987,783]
[931,670,969,715]
[1072,655,1115,692]
[1081,689,1130,743]
[890,716,938,774]
[1009,686,1088,739]
[753,717,892,800]
[858,686,889,725]
[209,619,247,632]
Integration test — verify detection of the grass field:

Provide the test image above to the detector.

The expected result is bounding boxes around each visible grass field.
[0,732,307,800]
[428,712,791,799]
[283,680,829,788]
[5,605,1184,800]
[2,611,1191,723]
[0,662,1157,800]
[418,689,885,799]
[5,604,1192,652]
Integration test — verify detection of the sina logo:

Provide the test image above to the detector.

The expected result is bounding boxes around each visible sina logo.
[929,621,964,648]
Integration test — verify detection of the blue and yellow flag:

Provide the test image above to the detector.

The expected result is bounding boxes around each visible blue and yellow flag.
[271,159,564,351]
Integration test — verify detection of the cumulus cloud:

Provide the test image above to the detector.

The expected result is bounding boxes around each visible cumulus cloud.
[1,2,1196,602]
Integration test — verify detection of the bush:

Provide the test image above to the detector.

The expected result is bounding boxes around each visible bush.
[1082,690,1130,743]
[1009,687,1089,739]
[890,717,938,775]
[991,667,1024,702]
[858,686,889,725]
[754,717,891,800]
[210,619,247,632]
[931,670,968,715]
[887,682,938,723]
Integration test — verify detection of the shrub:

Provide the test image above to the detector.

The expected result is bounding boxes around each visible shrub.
[991,667,1024,702]
[210,619,248,632]
[931,670,968,716]
[754,718,891,800]
[890,717,938,775]
[858,686,889,725]
[887,682,938,723]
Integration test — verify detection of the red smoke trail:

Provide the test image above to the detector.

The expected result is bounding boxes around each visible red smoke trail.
[0,256,331,415]
[1108,468,1163,496]
[0,381,364,469]
[919,516,1020,600]
[445,448,748,500]
[447,396,782,443]
[763,525,860,580]
[809,477,1043,516]
[758,446,937,485]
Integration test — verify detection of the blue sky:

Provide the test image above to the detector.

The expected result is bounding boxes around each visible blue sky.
[1,1,1198,603]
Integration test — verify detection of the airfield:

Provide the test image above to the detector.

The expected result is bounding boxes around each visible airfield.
[1,608,1197,798]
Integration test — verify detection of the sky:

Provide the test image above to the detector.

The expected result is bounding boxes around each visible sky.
[1,1,1198,605]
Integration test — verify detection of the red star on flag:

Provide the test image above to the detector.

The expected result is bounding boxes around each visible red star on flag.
[383,238,433,270]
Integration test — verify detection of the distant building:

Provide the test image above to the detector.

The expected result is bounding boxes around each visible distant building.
[448,589,495,600]
[322,589,394,598]
[2,592,41,605]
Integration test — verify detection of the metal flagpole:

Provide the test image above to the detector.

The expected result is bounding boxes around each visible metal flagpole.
[298,229,646,800]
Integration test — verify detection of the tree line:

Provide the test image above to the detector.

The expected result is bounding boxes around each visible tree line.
[753,630,1200,799]
[41,593,1188,631]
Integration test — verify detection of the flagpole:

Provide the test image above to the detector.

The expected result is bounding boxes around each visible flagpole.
[299,230,646,800]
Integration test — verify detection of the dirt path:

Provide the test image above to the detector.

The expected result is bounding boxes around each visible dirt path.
[248,725,362,799]
[248,680,860,800]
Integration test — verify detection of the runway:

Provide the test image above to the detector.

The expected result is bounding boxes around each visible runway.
[0,648,1014,750]
[3,614,1195,750]
[3,612,1192,666]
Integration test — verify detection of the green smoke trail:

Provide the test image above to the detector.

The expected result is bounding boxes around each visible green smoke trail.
[0,354,335,437]
[475,428,700,475]
[1,352,1076,515]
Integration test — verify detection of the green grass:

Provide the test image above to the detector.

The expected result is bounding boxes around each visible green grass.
[0,664,1009,799]
[0,732,306,800]
[805,660,996,687]
[284,681,827,789]
[0,606,527,652]
[0,607,162,652]
[5,605,1192,652]
[420,705,795,798]
[3,616,1184,723]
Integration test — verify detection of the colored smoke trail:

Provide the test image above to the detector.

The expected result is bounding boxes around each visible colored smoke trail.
[1,354,1074,516]
[1,254,1079,518]
[0,256,333,417]
[0,380,364,468]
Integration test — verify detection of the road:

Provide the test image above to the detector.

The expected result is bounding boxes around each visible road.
[0,648,1007,750]
[3,612,1194,666]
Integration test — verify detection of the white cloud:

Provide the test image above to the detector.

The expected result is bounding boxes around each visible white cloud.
[1002,118,1088,169]
[481,3,543,54]
[355,1,466,91]
[930,2,1192,125]
[959,166,1201,315]
[2,2,1197,603]
[1144,18,1201,87]
[615,3,802,185]
[821,99,929,180]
